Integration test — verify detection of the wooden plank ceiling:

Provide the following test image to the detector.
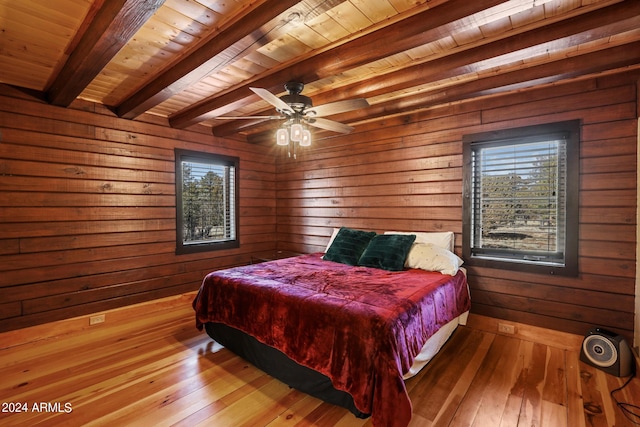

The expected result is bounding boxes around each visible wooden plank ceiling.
[1,0,639,144]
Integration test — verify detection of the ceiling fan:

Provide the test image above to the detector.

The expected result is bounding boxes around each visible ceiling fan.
[214,81,369,135]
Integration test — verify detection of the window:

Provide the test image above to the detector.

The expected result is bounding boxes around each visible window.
[462,121,579,276]
[175,149,239,254]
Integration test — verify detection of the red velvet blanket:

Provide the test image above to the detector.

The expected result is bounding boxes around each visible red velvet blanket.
[192,253,470,427]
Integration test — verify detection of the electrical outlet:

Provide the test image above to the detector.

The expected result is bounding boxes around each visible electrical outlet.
[89,314,105,325]
[498,322,515,334]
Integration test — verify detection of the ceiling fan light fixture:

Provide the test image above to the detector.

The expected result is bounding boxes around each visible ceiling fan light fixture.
[290,123,304,141]
[300,129,312,147]
[276,128,289,145]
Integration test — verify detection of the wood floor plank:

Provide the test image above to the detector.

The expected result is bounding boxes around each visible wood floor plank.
[580,365,613,427]
[518,342,548,426]
[497,339,529,427]
[600,372,639,427]
[473,335,523,427]
[566,349,587,427]
[449,334,516,425]
[264,394,326,426]
[1,300,638,427]
[408,327,494,424]
[429,330,495,427]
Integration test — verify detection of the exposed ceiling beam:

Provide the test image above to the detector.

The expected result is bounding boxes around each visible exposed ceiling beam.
[115,0,303,119]
[214,0,640,138]
[247,42,640,144]
[346,42,640,125]
[47,0,165,107]
[168,0,504,128]
[351,0,640,102]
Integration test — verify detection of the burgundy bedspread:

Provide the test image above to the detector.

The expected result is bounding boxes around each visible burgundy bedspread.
[192,253,470,427]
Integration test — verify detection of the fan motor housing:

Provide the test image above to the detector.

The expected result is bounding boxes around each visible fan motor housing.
[280,81,312,112]
[579,327,635,377]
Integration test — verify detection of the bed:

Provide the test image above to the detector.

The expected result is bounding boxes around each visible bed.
[192,228,471,427]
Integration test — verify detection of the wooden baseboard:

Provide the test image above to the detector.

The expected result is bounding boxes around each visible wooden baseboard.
[465,313,584,351]
[0,291,198,350]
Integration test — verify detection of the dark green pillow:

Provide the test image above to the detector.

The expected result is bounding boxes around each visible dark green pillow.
[358,234,417,271]
[323,227,377,265]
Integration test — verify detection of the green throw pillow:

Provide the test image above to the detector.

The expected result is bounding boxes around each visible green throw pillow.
[323,227,377,266]
[358,233,417,271]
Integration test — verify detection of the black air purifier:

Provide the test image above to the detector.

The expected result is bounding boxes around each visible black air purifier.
[579,328,635,377]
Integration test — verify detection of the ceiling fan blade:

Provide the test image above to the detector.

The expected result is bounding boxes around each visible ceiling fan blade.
[305,98,369,117]
[250,87,293,114]
[307,117,354,134]
[212,115,284,120]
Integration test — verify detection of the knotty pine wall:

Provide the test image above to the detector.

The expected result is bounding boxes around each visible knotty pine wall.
[0,85,277,333]
[275,71,639,343]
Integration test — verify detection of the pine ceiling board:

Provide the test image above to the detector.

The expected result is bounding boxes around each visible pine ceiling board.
[404,45,437,63]
[243,50,283,70]
[0,10,73,90]
[510,3,547,28]
[231,58,269,76]
[220,63,263,82]
[305,12,350,42]
[212,69,251,88]
[257,33,315,63]
[386,0,434,13]
[0,6,78,44]
[420,36,459,58]
[545,0,584,17]
[479,14,515,39]
[350,0,398,23]
[197,0,257,16]
[286,23,331,49]
[469,0,543,29]
[0,56,53,91]
[0,0,89,30]
[153,4,213,38]
[154,76,235,113]
[324,1,373,33]
[379,51,416,69]
[163,0,224,26]
[0,29,66,67]
[450,25,485,47]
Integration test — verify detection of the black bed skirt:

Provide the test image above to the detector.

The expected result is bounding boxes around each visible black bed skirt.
[204,322,369,419]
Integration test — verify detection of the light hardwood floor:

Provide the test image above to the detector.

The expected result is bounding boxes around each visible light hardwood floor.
[1,295,638,427]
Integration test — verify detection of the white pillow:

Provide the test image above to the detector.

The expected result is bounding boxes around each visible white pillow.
[405,243,463,275]
[384,231,454,252]
[324,227,341,252]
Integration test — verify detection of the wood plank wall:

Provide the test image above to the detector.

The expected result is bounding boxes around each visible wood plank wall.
[0,85,277,333]
[275,71,639,342]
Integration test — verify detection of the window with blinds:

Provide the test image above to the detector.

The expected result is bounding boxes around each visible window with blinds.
[462,121,579,276]
[175,149,239,254]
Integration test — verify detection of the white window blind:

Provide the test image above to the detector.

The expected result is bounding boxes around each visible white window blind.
[470,134,568,266]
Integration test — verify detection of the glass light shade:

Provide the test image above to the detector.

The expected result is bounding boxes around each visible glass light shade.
[276,128,289,145]
[299,129,312,146]
[290,123,303,142]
